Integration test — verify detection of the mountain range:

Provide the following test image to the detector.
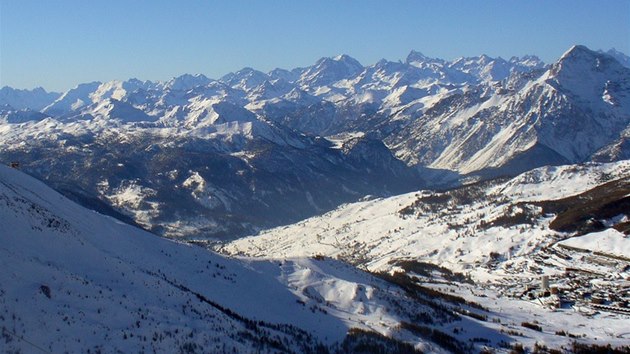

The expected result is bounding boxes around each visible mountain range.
[2,45,630,353]
[0,45,629,240]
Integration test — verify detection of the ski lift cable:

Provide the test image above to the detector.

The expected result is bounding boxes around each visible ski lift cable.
[1,326,52,354]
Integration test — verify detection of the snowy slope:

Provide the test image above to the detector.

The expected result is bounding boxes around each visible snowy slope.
[0,105,49,124]
[0,113,423,240]
[42,82,103,115]
[0,165,480,353]
[221,160,630,351]
[558,229,630,259]
[600,48,630,68]
[222,160,630,275]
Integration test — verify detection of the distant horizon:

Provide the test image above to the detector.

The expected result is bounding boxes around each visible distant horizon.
[2,1,629,92]
[2,44,628,94]
[0,44,628,94]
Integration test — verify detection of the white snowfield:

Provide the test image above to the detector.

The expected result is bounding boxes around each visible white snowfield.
[558,229,630,259]
[390,46,630,174]
[1,45,629,352]
[0,164,454,353]
[491,160,630,202]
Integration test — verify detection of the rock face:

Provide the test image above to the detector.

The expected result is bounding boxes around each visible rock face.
[1,45,628,239]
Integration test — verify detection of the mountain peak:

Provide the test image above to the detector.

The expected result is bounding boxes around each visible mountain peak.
[509,54,545,69]
[559,44,594,61]
[166,73,212,91]
[268,68,299,82]
[301,55,364,87]
[221,67,264,79]
[0,86,61,111]
[405,50,430,64]
[221,67,270,91]
[311,54,362,73]
[333,54,357,63]
[42,81,102,115]
[600,48,630,68]
[554,44,625,74]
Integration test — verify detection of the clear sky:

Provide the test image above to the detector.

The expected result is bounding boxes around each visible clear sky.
[1,0,629,92]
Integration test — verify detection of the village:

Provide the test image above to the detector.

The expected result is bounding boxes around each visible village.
[499,241,630,317]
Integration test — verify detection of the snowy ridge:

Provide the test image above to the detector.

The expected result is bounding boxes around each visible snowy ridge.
[3,46,626,171]
[491,161,630,202]
[3,45,630,352]
[0,87,60,111]
[388,46,630,174]
[558,229,630,260]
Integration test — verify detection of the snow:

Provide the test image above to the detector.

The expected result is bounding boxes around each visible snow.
[103,179,160,227]
[221,160,630,350]
[4,45,626,179]
[221,186,554,280]
[0,164,458,352]
[224,161,629,274]
[326,131,366,149]
[42,81,102,115]
[165,73,212,91]
[2,45,630,352]
[558,229,630,259]
[0,86,60,111]
[182,171,231,210]
[492,160,630,202]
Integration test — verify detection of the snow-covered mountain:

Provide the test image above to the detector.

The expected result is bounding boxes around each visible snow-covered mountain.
[3,44,630,353]
[222,160,630,273]
[1,45,629,240]
[1,164,527,353]
[42,81,103,116]
[448,54,544,83]
[221,160,630,351]
[386,45,630,175]
[600,48,630,68]
[0,86,60,111]
[0,112,423,239]
[0,104,49,124]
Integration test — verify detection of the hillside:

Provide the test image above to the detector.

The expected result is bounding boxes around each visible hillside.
[0,165,445,352]
[221,160,630,352]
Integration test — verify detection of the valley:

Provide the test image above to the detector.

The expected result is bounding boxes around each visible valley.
[1,44,629,353]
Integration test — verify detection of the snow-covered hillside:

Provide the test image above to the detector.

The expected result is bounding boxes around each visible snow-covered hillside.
[3,44,630,352]
[1,164,513,353]
[221,160,630,351]
[3,163,628,353]
[222,160,630,274]
[0,86,60,111]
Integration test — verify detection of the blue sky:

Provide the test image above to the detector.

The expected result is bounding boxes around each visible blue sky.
[1,0,629,92]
